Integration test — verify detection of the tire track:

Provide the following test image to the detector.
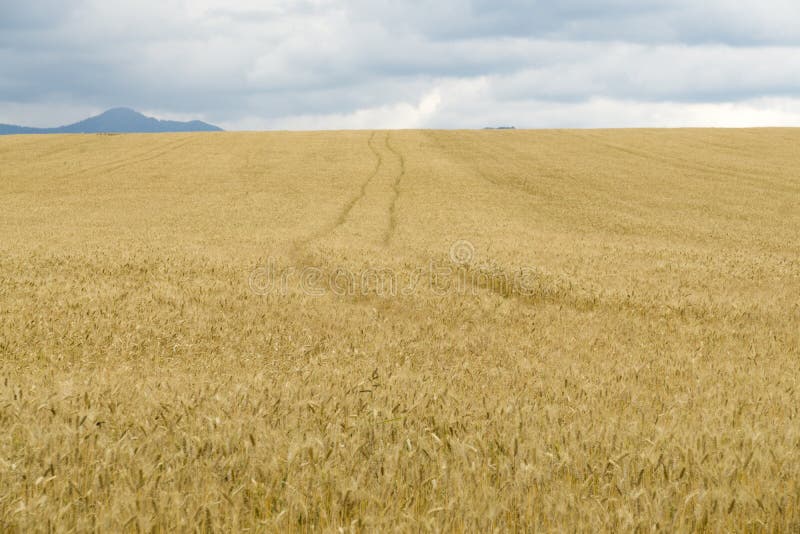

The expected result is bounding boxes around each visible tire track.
[423,131,539,199]
[60,136,195,180]
[295,131,384,247]
[383,133,405,245]
[568,131,800,196]
[87,138,196,179]
[568,131,756,181]
[4,136,101,160]
[333,131,383,230]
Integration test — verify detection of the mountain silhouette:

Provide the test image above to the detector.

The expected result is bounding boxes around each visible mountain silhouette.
[0,108,223,135]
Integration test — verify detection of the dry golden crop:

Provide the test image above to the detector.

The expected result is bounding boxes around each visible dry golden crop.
[1,129,799,532]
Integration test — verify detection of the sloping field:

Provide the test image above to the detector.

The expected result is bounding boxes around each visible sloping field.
[1,129,799,531]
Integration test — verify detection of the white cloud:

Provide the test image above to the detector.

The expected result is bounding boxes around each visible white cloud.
[2,0,800,129]
[232,86,444,130]
[425,95,800,129]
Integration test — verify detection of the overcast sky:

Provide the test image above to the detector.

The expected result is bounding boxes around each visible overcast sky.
[2,0,800,130]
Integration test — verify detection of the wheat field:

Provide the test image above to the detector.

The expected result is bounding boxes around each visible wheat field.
[1,129,799,532]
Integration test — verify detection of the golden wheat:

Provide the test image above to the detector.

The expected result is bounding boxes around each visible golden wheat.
[1,129,799,532]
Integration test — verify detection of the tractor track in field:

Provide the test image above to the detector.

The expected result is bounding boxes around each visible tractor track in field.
[568,131,771,185]
[383,133,405,245]
[60,136,196,180]
[3,136,101,160]
[295,131,384,248]
[334,131,383,231]
[293,130,403,249]
[569,131,800,195]
[423,130,540,200]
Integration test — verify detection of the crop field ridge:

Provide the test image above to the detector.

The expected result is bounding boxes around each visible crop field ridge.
[1,128,799,532]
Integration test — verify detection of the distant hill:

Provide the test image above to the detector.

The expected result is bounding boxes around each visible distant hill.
[0,108,223,135]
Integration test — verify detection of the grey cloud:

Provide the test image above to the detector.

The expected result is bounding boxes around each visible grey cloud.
[1,0,800,129]
[347,0,800,45]
[0,1,83,30]
[490,44,800,104]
